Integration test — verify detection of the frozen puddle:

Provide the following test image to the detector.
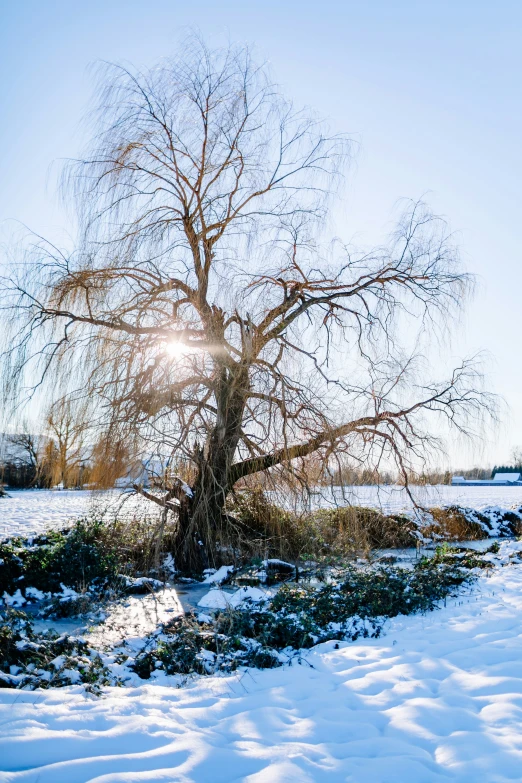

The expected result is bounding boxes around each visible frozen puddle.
[88,588,184,649]
[29,581,274,655]
[32,587,184,651]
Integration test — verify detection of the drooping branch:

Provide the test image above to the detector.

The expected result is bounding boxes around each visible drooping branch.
[229,361,492,485]
[229,416,382,483]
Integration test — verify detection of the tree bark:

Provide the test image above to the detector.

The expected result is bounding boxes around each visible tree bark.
[172,362,250,570]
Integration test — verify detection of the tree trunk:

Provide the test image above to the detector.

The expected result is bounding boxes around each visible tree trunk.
[172,364,249,572]
[175,467,228,572]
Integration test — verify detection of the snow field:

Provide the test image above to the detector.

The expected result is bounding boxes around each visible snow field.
[4,485,522,540]
[2,559,522,781]
[0,490,90,539]
[308,484,522,514]
[0,490,155,539]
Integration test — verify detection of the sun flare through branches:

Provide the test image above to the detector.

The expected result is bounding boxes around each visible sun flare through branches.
[0,36,494,570]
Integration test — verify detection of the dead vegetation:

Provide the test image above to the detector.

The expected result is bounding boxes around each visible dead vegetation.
[424,506,487,541]
[220,489,417,565]
[217,491,521,567]
[42,491,516,578]
[87,491,521,575]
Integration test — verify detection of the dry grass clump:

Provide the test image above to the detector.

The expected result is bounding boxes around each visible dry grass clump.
[224,489,304,563]
[80,494,514,577]
[425,506,486,540]
[225,490,417,564]
[310,507,418,556]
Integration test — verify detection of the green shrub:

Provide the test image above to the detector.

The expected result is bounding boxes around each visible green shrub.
[0,520,119,597]
[0,608,116,691]
[97,515,179,577]
[40,520,118,591]
[132,549,478,680]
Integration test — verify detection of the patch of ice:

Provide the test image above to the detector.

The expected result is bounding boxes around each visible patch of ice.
[87,587,183,650]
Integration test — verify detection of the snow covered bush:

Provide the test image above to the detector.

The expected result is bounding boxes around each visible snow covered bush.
[131,549,483,680]
[0,520,118,597]
[423,505,522,540]
[0,608,117,691]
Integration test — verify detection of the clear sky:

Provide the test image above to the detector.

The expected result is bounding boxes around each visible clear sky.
[1,0,520,469]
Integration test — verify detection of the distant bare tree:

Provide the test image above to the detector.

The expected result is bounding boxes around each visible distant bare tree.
[6,427,40,469]
[1,38,493,567]
[5,425,42,485]
[511,447,522,466]
[43,398,89,488]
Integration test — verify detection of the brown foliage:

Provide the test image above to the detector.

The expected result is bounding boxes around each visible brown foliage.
[224,489,417,564]
[426,506,486,540]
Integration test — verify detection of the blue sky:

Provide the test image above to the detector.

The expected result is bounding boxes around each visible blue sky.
[1,0,520,468]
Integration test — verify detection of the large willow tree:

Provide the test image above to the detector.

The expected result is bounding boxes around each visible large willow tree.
[2,39,489,568]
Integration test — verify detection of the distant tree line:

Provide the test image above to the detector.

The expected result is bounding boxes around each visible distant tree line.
[489,448,522,480]
[490,465,522,478]
[324,463,522,486]
[305,458,491,486]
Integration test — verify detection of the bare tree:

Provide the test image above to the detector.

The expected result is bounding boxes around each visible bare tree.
[6,426,40,469]
[1,39,492,568]
[0,421,49,487]
[511,447,522,467]
[43,398,89,489]
[5,425,42,486]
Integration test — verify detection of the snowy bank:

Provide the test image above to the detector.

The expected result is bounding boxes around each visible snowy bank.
[2,556,522,781]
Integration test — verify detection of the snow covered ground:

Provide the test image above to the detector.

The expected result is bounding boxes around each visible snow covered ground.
[4,485,522,540]
[0,489,155,539]
[2,557,522,781]
[309,484,522,514]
